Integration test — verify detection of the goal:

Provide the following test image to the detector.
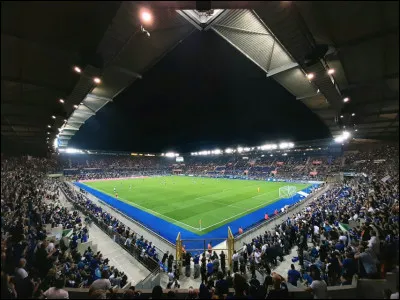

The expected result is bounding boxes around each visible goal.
[279,186,297,198]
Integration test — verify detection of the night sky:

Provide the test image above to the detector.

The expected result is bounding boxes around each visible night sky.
[70,30,330,153]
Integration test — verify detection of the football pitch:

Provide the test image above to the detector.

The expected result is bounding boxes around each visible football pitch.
[83,176,310,235]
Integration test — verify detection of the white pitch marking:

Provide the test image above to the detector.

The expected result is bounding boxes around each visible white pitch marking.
[200,194,281,231]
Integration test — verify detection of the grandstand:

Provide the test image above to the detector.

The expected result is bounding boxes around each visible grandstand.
[1,1,399,300]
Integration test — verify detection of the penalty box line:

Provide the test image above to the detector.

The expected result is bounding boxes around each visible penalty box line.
[199,189,282,231]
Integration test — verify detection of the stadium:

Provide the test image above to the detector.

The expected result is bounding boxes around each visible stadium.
[1,1,399,299]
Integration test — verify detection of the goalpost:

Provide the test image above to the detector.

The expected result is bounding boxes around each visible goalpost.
[279,186,297,198]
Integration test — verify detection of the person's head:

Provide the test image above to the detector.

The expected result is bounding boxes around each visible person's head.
[152,285,163,299]
[54,277,66,289]
[101,270,109,279]
[122,289,135,299]
[290,264,295,270]
[233,273,247,296]
[167,290,176,299]
[311,268,321,281]
[18,258,27,268]
[89,290,107,299]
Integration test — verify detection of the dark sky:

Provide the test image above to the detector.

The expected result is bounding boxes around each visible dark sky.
[70,30,330,153]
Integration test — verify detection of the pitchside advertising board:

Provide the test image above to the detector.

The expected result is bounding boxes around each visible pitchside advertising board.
[176,156,184,162]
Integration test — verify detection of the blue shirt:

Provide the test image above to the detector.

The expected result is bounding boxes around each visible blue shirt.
[288,269,301,286]
[207,262,214,274]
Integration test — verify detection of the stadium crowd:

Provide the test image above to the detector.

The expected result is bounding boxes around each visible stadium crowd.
[1,143,399,299]
[1,157,129,299]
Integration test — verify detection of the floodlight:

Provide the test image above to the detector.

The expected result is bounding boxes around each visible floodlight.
[93,77,101,84]
[47,125,51,128]
[271,144,278,149]
[213,149,222,155]
[335,136,344,143]
[73,66,81,73]
[327,69,335,75]
[340,115,344,118]
[306,73,314,80]
[279,142,289,149]
[352,113,355,116]
[343,97,350,103]
[270,154,273,157]
[237,147,243,153]
[59,99,64,104]
[52,115,56,119]
[343,131,350,138]
[243,147,250,152]
[225,148,233,154]
[140,11,152,24]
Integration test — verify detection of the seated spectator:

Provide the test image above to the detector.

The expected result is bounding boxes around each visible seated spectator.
[287,264,301,287]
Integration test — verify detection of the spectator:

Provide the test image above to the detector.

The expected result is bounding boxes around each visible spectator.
[305,269,327,299]
[150,285,163,299]
[287,264,301,287]
[42,277,69,299]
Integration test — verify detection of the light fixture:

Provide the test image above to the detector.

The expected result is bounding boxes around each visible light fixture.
[306,73,314,80]
[340,115,344,118]
[352,113,355,116]
[52,115,56,119]
[343,97,350,103]
[73,66,81,73]
[47,132,50,135]
[140,11,152,24]
[73,105,78,109]
[59,99,64,104]
[93,77,101,84]
[355,129,358,132]
[327,68,335,75]
[47,125,51,128]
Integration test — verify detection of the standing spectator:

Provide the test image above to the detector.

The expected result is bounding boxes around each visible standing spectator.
[220,251,226,275]
[305,269,327,299]
[42,277,69,299]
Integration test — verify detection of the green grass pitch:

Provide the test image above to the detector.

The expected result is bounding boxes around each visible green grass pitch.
[83,176,310,234]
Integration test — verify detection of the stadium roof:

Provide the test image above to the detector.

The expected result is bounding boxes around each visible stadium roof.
[1,1,398,155]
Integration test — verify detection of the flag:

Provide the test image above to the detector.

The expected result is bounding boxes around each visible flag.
[339,223,351,246]
[339,223,350,232]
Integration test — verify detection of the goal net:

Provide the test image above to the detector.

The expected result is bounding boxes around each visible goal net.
[279,186,297,198]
